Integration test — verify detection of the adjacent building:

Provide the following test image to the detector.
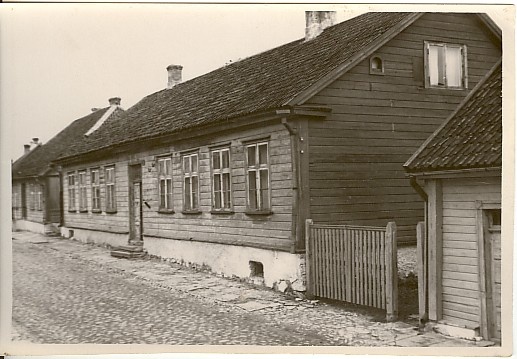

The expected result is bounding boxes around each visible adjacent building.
[404,61,502,342]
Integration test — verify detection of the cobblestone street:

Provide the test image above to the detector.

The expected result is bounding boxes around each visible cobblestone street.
[12,231,485,347]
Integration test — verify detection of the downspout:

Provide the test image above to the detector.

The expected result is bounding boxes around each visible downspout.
[410,175,429,330]
[282,118,299,253]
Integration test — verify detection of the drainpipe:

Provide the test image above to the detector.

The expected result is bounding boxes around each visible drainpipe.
[282,118,299,253]
[410,175,429,330]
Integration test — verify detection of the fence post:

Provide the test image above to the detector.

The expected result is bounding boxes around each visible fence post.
[416,221,427,326]
[385,222,398,321]
[305,219,314,299]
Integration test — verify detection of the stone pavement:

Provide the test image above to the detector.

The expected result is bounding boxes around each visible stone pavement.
[11,230,493,347]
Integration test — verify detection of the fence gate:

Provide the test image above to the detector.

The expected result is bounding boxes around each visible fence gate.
[305,220,398,321]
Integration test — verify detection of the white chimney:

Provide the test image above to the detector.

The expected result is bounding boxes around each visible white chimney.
[305,11,337,41]
[167,64,183,89]
[24,144,30,154]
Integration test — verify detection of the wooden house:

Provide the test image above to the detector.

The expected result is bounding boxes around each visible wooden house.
[404,61,502,342]
[11,98,124,234]
[55,12,501,291]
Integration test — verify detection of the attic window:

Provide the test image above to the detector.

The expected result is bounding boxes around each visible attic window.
[370,56,384,75]
[424,42,467,89]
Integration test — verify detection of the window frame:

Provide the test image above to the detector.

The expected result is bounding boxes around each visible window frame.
[67,172,77,212]
[157,156,174,213]
[29,183,35,210]
[36,184,43,211]
[210,147,233,213]
[369,55,385,75]
[105,166,117,213]
[245,141,272,214]
[424,41,468,89]
[182,152,200,213]
[78,170,88,212]
[91,168,101,213]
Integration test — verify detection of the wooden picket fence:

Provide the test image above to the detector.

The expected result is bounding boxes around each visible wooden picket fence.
[305,220,398,321]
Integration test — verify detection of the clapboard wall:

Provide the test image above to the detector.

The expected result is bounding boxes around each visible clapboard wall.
[440,175,501,329]
[305,13,501,243]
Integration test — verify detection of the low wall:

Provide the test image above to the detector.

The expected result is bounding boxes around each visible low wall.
[144,236,306,291]
[60,226,128,248]
[12,219,46,234]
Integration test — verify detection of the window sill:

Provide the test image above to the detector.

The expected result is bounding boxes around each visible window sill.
[245,210,273,216]
[92,209,102,214]
[105,209,117,214]
[158,209,175,214]
[79,209,88,213]
[182,210,202,215]
[211,210,235,215]
[68,210,78,213]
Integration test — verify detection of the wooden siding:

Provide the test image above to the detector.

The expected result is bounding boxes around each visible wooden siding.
[441,176,501,329]
[62,122,294,251]
[305,13,501,243]
[63,154,130,234]
[141,123,294,251]
[12,181,23,220]
[12,179,45,224]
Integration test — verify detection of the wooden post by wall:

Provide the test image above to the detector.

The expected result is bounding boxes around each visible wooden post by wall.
[427,179,443,321]
[416,221,428,324]
[305,219,314,299]
[385,221,398,321]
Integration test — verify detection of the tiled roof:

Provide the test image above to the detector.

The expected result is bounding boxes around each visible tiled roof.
[59,12,418,160]
[404,61,502,172]
[12,107,122,178]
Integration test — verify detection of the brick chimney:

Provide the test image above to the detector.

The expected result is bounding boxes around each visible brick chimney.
[109,97,121,106]
[24,144,30,154]
[167,64,183,89]
[305,11,337,41]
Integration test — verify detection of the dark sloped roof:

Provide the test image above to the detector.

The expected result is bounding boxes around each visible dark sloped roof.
[59,12,418,160]
[12,107,121,178]
[404,61,502,173]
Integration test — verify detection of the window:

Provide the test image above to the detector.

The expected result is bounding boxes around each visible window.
[91,169,101,212]
[78,171,88,211]
[68,172,76,211]
[158,157,173,211]
[36,184,43,211]
[425,42,467,89]
[246,142,270,212]
[211,148,232,211]
[488,209,501,228]
[370,56,384,75]
[105,166,116,212]
[29,183,35,210]
[183,153,199,212]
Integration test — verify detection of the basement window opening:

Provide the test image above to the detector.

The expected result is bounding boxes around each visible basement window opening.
[249,261,264,278]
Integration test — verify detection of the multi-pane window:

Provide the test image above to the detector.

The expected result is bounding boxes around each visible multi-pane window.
[29,183,35,210]
[211,148,231,211]
[183,153,199,211]
[36,184,43,211]
[246,142,270,211]
[91,169,101,211]
[158,157,173,211]
[105,166,116,212]
[78,171,88,211]
[425,42,467,89]
[68,173,76,211]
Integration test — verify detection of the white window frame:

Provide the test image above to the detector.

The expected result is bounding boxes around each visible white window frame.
[29,183,35,210]
[68,172,76,211]
[105,166,116,212]
[245,141,271,212]
[424,41,467,89]
[211,148,232,211]
[78,171,88,211]
[157,157,173,211]
[182,153,199,212]
[36,184,43,211]
[91,168,101,212]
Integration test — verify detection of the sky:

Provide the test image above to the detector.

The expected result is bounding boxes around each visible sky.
[0,3,513,161]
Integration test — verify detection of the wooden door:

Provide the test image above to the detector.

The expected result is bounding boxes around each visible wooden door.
[128,164,143,243]
[486,209,501,342]
[45,176,61,223]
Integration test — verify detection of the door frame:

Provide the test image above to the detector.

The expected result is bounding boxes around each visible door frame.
[476,200,501,341]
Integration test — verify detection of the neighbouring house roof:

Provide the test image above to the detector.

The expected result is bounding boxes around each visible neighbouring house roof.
[404,61,502,173]
[12,107,123,179]
[58,12,428,161]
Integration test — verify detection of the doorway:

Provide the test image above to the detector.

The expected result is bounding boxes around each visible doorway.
[484,209,501,342]
[129,164,143,244]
